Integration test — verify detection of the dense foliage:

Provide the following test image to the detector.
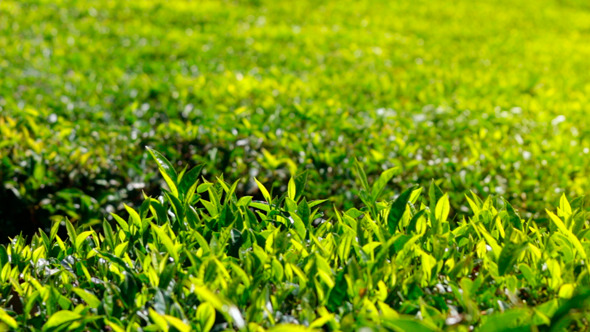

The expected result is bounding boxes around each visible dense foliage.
[2,0,590,238]
[1,150,590,331]
[2,0,590,330]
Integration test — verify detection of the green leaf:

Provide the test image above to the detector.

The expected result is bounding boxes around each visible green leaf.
[186,205,200,229]
[308,199,328,208]
[50,219,61,241]
[371,167,398,200]
[428,181,444,230]
[227,229,243,258]
[270,325,313,332]
[197,182,213,194]
[42,310,81,331]
[105,320,126,332]
[254,178,272,204]
[476,224,502,260]
[298,198,310,227]
[163,315,190,332]
[65,218,77,246]
[102,220,116,250]
[407,209,427,234]
[249,201,270,212]
[518,263,537,287]
[327,269,348,312]
[122,273,139,308]
[75,231,94,252]
[124,204,142,230]
[466,193,481,215]
[219,204,234,228]
[192,284,245,329]
[0,308,18,329]
[33,160,45,182]
[435,193,450,226]
[196,303,216,332]
[294,171,308,200]
[291,214,306,240]
[237,196,252,207]
[504,200,523,230]
[165,192,185,228]
[147,146,179,197]
[498,241,528,276]
[382,316,438,332]
[146,146,178,183]
[111,213,129,233]
[193,285,224,309]
[149,308,169,332]
[547,209,587,260]
[178,164,204,197]
[158,262,176,289]
[353,159,370,192]
[151,223,179,261]
[98,251,135,275]
[549,288,590,328]
[72,288,101,308]
[224,179,240,204]
[560,193,572,216]
[150,199,169,225]
[571,196,585,211]
[387,187,414,234]
[477,308,533,332]
[0,246,8,267]
[288,177,296,200]
[139,197,152,219]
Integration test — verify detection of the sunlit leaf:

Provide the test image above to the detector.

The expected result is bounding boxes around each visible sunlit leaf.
[42,310,81,331]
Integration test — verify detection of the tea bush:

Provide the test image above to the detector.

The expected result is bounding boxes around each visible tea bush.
[1,150,590,330]
[3,0,590,329]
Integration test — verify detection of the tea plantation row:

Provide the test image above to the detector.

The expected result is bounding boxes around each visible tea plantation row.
[2,0,590,330]
[1,149,589,330]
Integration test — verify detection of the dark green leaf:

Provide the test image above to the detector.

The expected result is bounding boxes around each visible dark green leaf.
[354,159,370,192]
[371,167,398,201]
[387,187,414,234]
[298,198,310,227]
[504,199,523,230]
[498,241,528,276]
[179,164,204,198]
[227,229,243,258]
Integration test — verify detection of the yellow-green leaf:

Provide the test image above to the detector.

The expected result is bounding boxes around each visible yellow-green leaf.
[547,209,586,259]
[75,231,94,252]
[43,310,81,331]
[435,194,450,224]
[254,178,272,204]
[149,309,169,332]
[0,308,18,329]
[125,204,142,229]
[196,303,216,332]
[151,223,178,261]
[72,288,101,308]
[163,315,190,332]
[288,177,296,200]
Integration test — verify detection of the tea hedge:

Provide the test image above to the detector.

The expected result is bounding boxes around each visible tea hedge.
[1,150,590,331]
[2,0,590,238]
[3,0,590,330]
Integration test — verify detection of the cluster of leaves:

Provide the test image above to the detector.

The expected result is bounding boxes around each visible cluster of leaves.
[3,0,590,238]
[1,149,590,331]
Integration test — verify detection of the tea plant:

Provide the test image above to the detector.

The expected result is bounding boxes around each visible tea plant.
[2,0,590,239]
[1,149,589,331]
[2,0,590,329]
